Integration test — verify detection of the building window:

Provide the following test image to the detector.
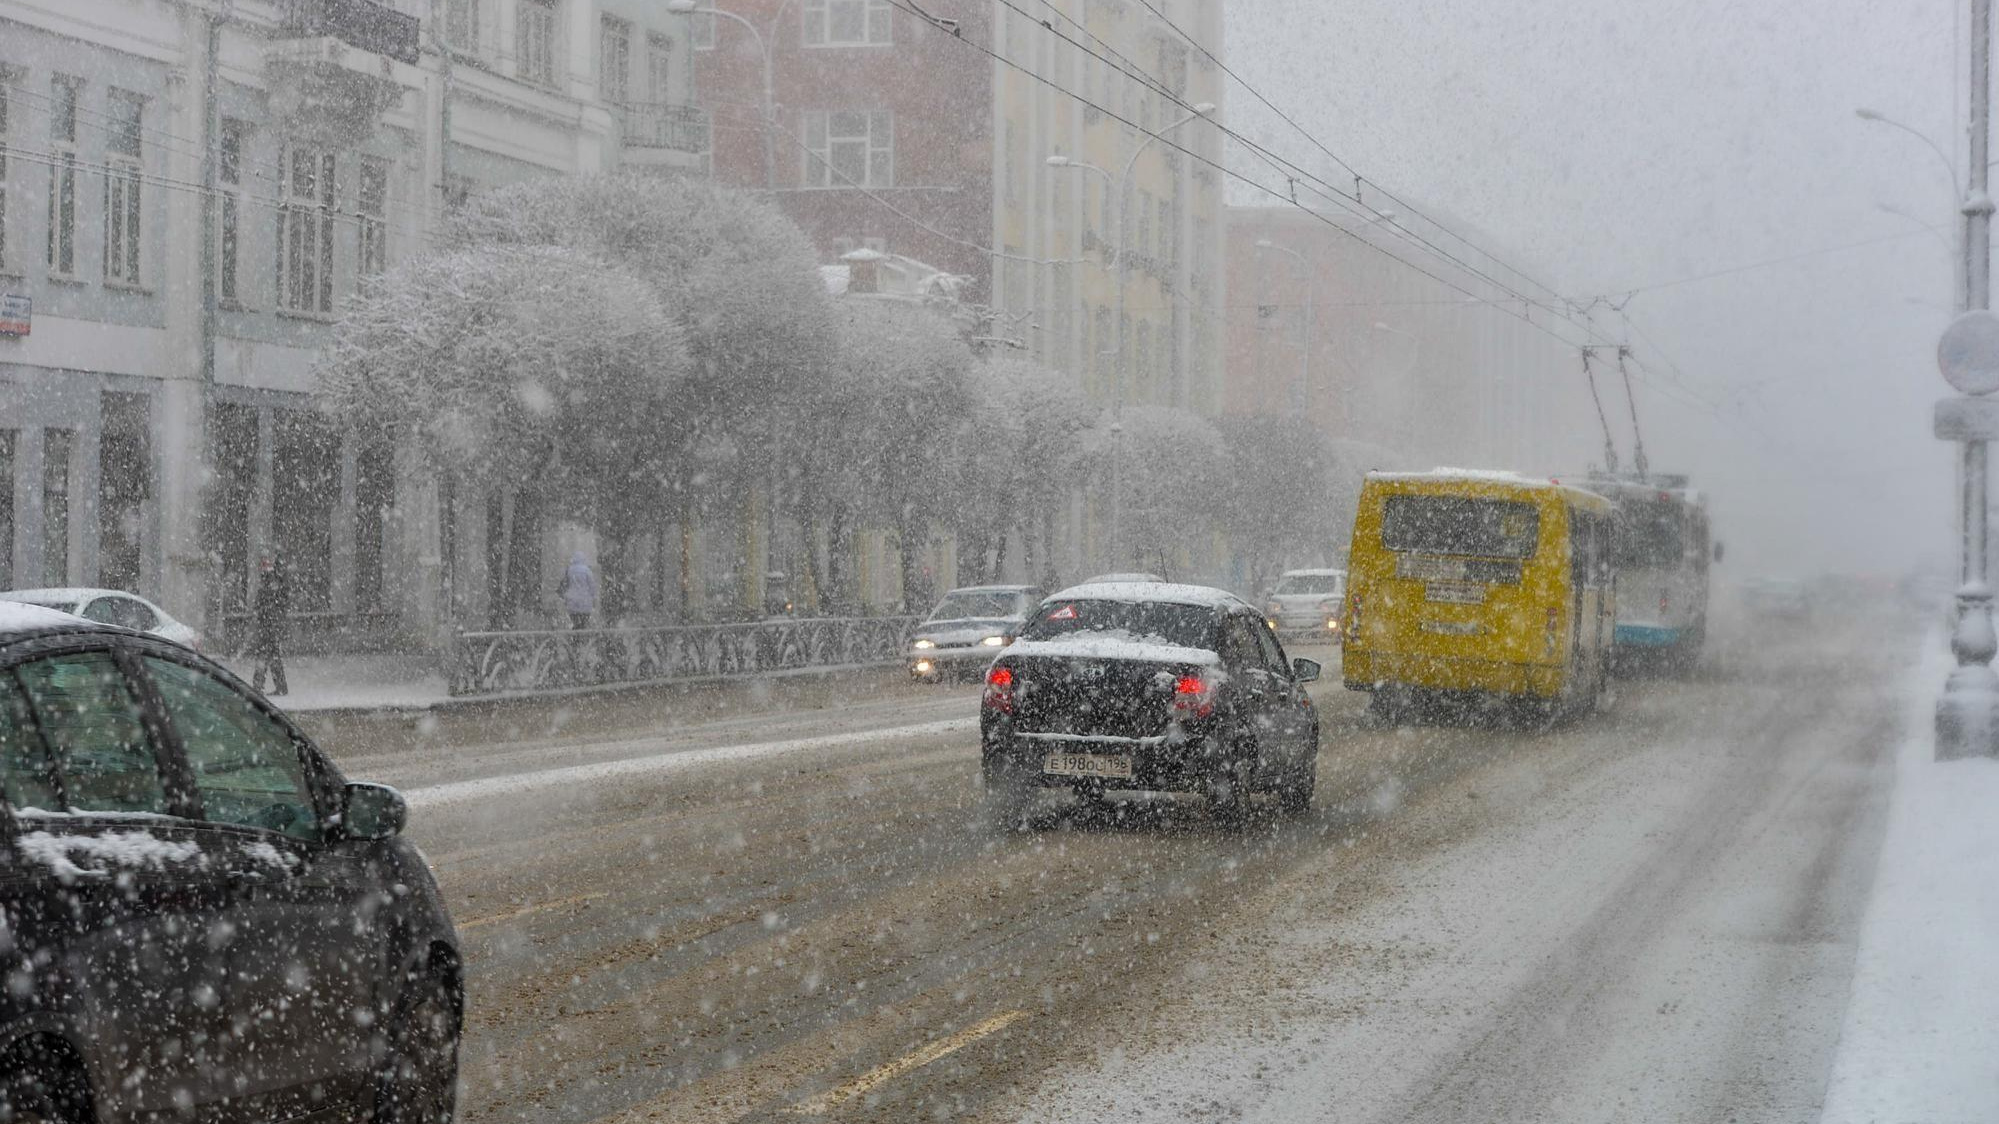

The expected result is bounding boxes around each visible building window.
[277,147,336,315]
[42,429,72,587]
[211,403,257,612]
[646,33,674,103]
[98,392,149,593]
[358,157,388,278]
[354,440,394,614]
[218,119,246,304]
[104,90,144,287]
[600,17,631,104]
[801,110,892,188]
[46,77,80,277]
[689,8,715,50]
[802,0,891,46]
[519,0,559,86]
[272,411,338,612]
[447,0,480,50]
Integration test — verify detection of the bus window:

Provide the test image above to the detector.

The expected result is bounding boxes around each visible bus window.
[1618,500,1686,568]
[1382,495,1541,558]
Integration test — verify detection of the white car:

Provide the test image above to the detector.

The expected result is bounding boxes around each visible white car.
[0,587,204,650]
[1264,568,1347,638]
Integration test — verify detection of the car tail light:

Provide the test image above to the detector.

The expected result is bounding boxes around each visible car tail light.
[984,665,1015,713]
[1173,674,1217,718]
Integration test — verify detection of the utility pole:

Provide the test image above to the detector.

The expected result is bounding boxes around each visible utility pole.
[1936,0,1999,757]
[196,0,225,632]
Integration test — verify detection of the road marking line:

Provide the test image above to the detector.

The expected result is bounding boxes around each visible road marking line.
[785,1009,1027,1117]
[406,717,976,809]
[457,890,608,931]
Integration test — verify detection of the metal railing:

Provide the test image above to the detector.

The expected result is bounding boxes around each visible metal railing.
[275,0,421,65]
[617,103,711,155]
[448,615,918,696]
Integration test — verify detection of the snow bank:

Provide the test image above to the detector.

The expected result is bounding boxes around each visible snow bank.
[1819,636,1994,1124]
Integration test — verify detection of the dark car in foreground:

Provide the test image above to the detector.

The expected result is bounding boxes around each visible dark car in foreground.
[979,582,1321,828]
[0,603,461,1124]
[908,585,1043,681]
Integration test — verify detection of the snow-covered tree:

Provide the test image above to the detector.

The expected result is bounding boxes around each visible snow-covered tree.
[1215,413,1355,593]
[319,244,687,622]
[953,353,1093,585]
[1076,405,1227,577]
[797,299,975,611]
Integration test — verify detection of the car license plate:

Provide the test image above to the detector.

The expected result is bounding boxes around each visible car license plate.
[1043,753,1135,779]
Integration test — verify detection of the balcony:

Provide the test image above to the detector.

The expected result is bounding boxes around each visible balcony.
[617,103,711,156]
[276,0,421,66]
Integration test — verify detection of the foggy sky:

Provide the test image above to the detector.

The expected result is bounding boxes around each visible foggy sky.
[1227,0,1963,578]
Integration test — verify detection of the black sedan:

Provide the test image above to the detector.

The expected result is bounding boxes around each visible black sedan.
[0,603,460,1124]
[979,582,1321,828]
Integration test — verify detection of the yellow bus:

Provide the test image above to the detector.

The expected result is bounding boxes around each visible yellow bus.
[1341,469,1616,721]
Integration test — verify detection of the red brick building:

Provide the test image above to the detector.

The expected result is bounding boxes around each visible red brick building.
[688,0,994,299]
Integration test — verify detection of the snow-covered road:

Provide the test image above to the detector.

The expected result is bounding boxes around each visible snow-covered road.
[309,610,1910,1124]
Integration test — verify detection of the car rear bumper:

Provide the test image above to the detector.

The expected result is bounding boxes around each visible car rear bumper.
[982,725,1251,793]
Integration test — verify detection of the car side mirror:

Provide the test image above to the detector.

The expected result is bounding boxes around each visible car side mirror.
[1713,541,1725,564]
[341,782,408,841]
[1291,657,1322,683]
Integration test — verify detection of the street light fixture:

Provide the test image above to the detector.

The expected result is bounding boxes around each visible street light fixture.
[667,0,777,189]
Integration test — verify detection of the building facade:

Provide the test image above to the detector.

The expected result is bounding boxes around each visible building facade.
[1223,203,1598,475]
[0,0,703,646]
[686,0,995,302]
[990,0,1226,415]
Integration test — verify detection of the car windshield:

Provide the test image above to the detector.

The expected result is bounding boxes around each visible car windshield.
[1274,574,1343,595]
[1019,599,1218,650]
[926,592,1025,621]
[1382,495,1542,559]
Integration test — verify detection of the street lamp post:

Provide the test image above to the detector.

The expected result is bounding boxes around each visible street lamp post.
[1048,102,1213,568]
[1933,0,1999,758]
[667,0,776,189]
[1254,239,1312,413]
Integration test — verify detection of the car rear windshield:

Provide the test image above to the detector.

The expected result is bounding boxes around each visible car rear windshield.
[1020,600,1217,649]
[928,592,1026,620]
[1274,574,1343,595]
[1381,495,1542,559]
[1616,500,1686,568]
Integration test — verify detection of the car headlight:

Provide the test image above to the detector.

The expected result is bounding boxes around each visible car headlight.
[981,635,1008,647]
[913,659,934,674]
[913,638,935,649]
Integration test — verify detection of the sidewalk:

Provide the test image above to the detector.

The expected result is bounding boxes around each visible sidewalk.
[1820,637,1999,1123]
[211,653,452,714]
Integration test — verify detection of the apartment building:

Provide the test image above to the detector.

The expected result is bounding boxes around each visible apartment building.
[1224,202,1597,474]
[688,0,995,301]
[0,0,702,645]
[991,0,1226,415]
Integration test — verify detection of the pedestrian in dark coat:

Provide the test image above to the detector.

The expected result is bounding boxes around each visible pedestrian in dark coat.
[251,555,291,696]
[559,552,598,630]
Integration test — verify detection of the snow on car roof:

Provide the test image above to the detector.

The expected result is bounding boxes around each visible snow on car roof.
[0,600,95,635]
[1044,581,1251,610]
[1,587,114,603]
